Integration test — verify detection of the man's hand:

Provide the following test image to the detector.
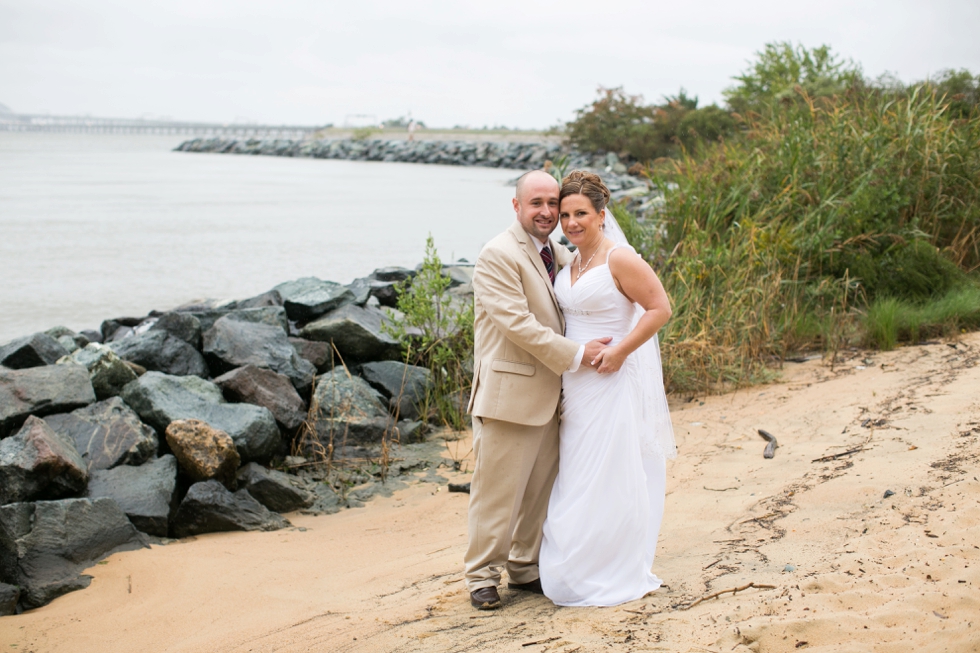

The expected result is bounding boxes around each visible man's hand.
[582,337,612,371]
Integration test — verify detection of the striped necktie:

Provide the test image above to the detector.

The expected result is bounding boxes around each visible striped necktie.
[540,245,555,284]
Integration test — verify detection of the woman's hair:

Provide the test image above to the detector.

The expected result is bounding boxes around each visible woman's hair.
[560,170,611,214]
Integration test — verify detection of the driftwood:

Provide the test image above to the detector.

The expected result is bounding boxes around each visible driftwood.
[680,582,777,610]
[758,429,778,458]
[811,446,865,463]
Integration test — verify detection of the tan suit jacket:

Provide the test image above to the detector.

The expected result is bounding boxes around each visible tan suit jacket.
[468,221,580,426]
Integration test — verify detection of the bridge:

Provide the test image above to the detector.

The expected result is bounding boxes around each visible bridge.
[0,112,325,138]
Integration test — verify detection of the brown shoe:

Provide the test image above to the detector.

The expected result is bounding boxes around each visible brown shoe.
[507,578,543,594]
[470,586,501,610]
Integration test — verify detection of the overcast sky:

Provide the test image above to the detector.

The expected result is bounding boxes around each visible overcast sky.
[1,1,978,129]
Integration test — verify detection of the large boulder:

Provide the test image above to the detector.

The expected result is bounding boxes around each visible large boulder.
[181,306,289,334]
[84,455,178,537]
[171,480,290,537]
[165,419,240,488]
[58,343,138,400]
[0,364,96,437]
[0,332,71,369]
[274,277,355,322]
[120,372,279,462]
[288,337,334,372]
[299,304,400,363]
[0,416,88,505]
[236,462,314,513]
[203,317,314,391]
[0,498,146,610]
[43,397,158,471]
[0,582,18,616]
[360,361,432,421]
[109,331,208,378]
[100,316,145,343]
[44,327,89,353]
[149,312,202,349]
[225,289,283,310]
[213,365,306,431]
[311,369,392,445]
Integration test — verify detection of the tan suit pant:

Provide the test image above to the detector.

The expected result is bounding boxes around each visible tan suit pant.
[464,414,560,591]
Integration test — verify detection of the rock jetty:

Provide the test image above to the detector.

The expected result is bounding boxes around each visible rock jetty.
[0,263,447,614]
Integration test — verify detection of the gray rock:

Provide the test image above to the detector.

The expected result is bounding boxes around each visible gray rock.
[359,361,432,421]
[120,372,280,462]
[100,317,144,343]
[203,317,314,392]
[274,277,355,321]
[368,280,400,307]
[84,455,178,537]
[55,335,80,353]
[0,333,71,369]
[0,582,18,616]
[299,304,400,363]
[236,462,314,513]
[226,289,283,309]
[0,416,88,505]
[46,326,90,350]
[149,312,202,349]
[171,480,290,537]
[43,397,157,471]
[288,337,334,372]
[79,329,104,344]
[311,370,393,445]
[0,497,146,610]
[59,343,139,400]
[213,365,307,431]
[346,277,374,306]
[109,331,209,378]
[443,264,475,287]
[0,364,96,438]
[371,266,416,282]
[183,306,288,334]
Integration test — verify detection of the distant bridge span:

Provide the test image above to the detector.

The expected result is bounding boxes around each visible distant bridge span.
[0,113,324,138]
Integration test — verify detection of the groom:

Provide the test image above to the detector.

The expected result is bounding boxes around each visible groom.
[465,169,609,609]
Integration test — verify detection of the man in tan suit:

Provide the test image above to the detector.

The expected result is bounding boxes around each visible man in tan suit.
[465,170,610,609]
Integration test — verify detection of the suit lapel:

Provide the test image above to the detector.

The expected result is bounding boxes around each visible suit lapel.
[509,222,562,316]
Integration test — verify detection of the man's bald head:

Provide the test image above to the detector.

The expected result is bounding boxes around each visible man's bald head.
[512,169,561,241]
[515,169,559,203]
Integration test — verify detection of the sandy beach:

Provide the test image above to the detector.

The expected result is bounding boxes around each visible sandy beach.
[3,334,978,653]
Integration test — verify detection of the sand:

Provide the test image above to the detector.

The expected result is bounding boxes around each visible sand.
[3,334,978,653]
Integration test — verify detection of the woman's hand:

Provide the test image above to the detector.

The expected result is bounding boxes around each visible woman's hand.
[591,345,628,374]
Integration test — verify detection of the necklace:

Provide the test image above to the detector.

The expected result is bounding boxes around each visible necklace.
[576,247,601,280]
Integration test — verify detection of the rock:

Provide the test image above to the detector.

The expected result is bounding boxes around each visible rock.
[45,326,89,349]
[171,480,290,537]
[443,264,475,287]
[299,304,400,363]
[100,317,144,343]
[203,317,314,392]
[165,420,240,488]
[213,365,307,431]
[883,489,895,498]
[0,333,71,369]
[289,337,334,372]
[182,306,289,334]
[274,277,355,322]
[359,361,432,421]
[783,564,797,573]
[0,364,96,438]
[448,482,470,493]
[85,455,178,537]
[79,329,104,345]
[367,280,400,307]
[55,335,80,353]
[311,370,392,445]
[58,343,138,400]
[0,416,88,505]
[120,372,280,463]
[371,266,415,282]
[0,497,145,610]
[0,582,18,616]
[236,462,314,513]
[346,277,374,306]
[43,397,158,471]
[109,331,209,378]
[149,312,202,349]
[226,289,283,309]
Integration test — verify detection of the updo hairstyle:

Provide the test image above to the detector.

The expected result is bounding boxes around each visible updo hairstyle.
[559,170,611,214]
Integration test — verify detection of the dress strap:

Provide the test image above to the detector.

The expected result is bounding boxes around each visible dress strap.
[605,242,634,265]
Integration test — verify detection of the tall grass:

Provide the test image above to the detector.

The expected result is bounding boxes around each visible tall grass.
[631,86,980,394]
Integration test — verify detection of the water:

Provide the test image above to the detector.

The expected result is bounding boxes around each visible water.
[0,133,519,343]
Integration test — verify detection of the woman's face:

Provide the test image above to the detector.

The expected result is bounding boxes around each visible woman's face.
[559,194,603,248]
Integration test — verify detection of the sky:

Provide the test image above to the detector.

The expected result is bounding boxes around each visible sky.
[1,1,978,129]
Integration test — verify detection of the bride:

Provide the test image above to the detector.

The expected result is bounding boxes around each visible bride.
[539,170,676,607]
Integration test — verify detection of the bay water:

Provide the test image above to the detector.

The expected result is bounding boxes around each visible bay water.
[0,133,519,343]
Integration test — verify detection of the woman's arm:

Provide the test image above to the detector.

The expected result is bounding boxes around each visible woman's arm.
[591,247,672,374]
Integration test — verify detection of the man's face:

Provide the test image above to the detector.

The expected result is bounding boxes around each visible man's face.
[513,172,560,241]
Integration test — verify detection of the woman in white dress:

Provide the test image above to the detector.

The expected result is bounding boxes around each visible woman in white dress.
[539,170,676,607]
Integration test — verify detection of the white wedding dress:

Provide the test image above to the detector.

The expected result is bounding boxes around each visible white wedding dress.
[539,245,674,607]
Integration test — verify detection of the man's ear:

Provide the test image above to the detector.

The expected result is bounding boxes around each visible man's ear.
[512,197,520,214]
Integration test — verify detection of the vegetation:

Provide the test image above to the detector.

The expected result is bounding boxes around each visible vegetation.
[384,235,474,432]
